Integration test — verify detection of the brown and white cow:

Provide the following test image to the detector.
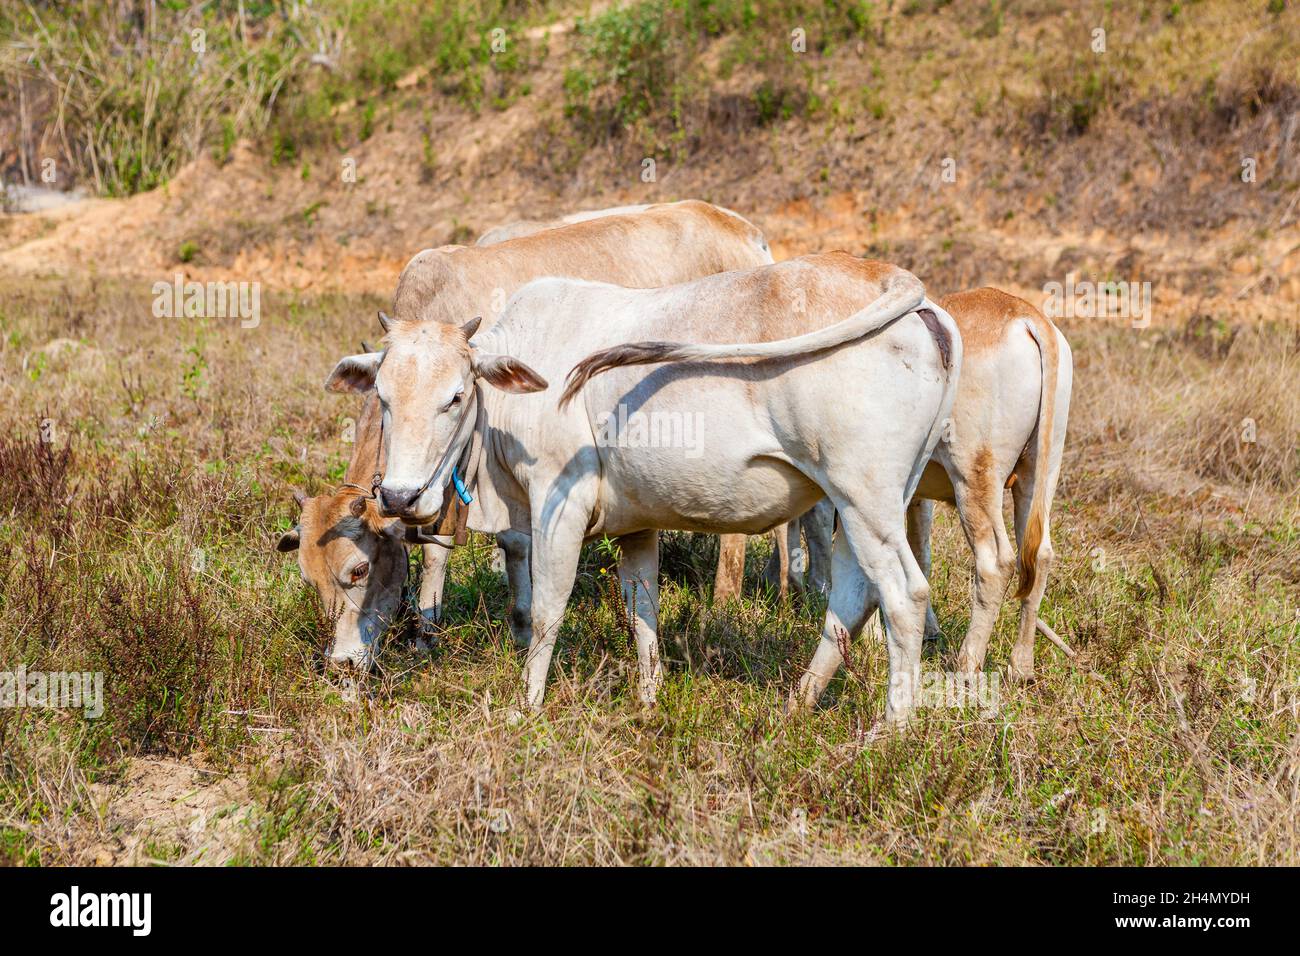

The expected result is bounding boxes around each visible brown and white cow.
[757,287,1072,680]
[912,288,1071,679]
[326,252,961,723]
[279,201,774,668]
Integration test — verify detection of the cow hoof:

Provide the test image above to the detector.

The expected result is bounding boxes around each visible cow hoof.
[1006,664,1035,684]
[506,705,539,728]
[507,607,531,650]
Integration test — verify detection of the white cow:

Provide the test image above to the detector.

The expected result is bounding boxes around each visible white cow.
[326,252,962,722]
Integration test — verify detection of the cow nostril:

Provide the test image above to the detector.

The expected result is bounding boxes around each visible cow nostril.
[379,486,416,516]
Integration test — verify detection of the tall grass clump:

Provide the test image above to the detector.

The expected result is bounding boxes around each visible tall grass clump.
[0,0,316,194]
[0,1,555,195]
[562,0,879,152]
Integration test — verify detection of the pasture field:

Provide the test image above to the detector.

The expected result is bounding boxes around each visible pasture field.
[0,276,1295,865]
[1,0,1298,867]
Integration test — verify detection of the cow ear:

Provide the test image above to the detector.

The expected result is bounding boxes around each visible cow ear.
[292,489,308,508]
[325,352,382,393]
[276,527,301,552]
[472,352,548,393]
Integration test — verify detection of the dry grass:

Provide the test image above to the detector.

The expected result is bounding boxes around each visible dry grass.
[0,275,1295,865]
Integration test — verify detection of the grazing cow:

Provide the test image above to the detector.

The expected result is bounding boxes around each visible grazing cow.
[276,392,414,658]
[756,288,1072,680]
[279,201,773,668]
[326,252,961,723]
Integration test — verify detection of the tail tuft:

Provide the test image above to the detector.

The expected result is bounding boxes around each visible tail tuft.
[1014,511,1044,600]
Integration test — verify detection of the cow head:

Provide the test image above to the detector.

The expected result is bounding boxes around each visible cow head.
[324,315,547,524]
[276,488,407,668]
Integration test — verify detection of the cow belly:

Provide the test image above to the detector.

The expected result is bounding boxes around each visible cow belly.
[595,451,821,536]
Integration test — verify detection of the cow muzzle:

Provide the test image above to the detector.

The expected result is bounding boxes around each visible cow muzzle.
[378,485,423,520]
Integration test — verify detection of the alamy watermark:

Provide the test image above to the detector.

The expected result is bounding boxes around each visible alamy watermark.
[151,274,261,328]
[0,665,104,719]
[919,670,999,715]
[891,669,1000,716]
[50,886,150,936]
[1042,274,1152,328]
[595,403,705,459]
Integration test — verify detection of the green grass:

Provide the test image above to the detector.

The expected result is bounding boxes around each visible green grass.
[0,0,554,194]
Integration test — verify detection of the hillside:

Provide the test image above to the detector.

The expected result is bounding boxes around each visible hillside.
[2,0,1298,312]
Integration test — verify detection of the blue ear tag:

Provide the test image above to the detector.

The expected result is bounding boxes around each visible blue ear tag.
[452,466,473,505]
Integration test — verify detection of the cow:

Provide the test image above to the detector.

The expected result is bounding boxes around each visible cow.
[912,288,1071,679]
[278,200,774,668]
[325,252,961,723]
[755,288,1072,680]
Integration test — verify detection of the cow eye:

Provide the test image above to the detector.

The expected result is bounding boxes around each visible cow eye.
[350,561,369,583]
[446,393,463,408]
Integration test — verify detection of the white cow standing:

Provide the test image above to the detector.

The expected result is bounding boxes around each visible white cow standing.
[326,253,962,723]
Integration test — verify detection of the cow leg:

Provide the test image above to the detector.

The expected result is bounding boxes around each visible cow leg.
[789,527,873,710]
[847,508,930,724]
[1009,464,1057,682]
[761,524,793,598]
[617,529,662,704]
[713,534,747,603]
[417,538,453,637]
[803,498,835,596]
[519,519,586,712]
[793,505,929,724]
[497,530,532,650]
[906,499,942,642]
[952,468,1016,676]
[783,519,802,594]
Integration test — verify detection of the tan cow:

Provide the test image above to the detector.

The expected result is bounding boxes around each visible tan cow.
[276,392,412,657]
[913,288,1071,680]
[279,200,774,667]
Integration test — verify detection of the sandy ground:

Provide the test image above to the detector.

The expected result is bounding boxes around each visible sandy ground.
[79,758,258,866]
